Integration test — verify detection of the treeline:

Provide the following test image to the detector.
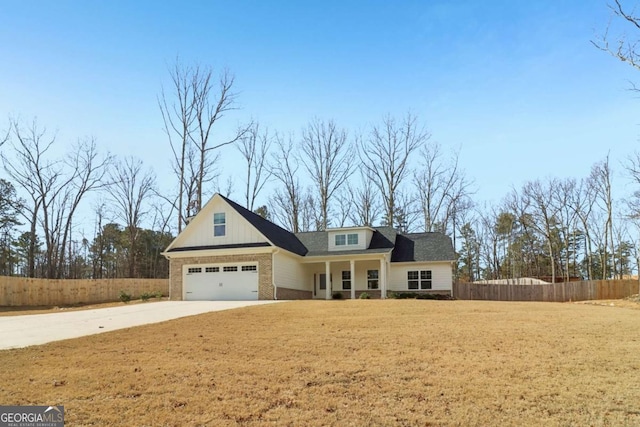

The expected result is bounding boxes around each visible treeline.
[0,119,173,279]
[2,56,639,282]
[159,62,639,284]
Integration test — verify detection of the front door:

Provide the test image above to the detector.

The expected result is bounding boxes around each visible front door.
[314,273,329,299]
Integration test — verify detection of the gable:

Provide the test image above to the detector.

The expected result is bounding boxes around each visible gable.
[166,195,269,251]
[165,194,308,256]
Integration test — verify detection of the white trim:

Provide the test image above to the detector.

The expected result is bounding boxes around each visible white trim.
[299,252,390,264]
[325,261,331,300]
[350,260,355,300]
[272,249,279,300]
[163,246,275,259]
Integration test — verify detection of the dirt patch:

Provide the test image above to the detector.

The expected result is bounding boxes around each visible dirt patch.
[1,300,639,426]
[574,294,640,310]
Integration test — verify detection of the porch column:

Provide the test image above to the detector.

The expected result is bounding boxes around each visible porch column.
[325,261,331,300]
[380,257,387,299]
[350,260,355,300]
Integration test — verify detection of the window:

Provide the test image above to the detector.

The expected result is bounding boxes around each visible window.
[214,212,226,237]
[408,270,432,290]
[408,271,419,289]
[242,265,257,272]
[205,267,219,273]
[223,266,238,272]
[342,271,351,290]
[187,267,202,274]
[335,233,358,247]
[367,270,379,289]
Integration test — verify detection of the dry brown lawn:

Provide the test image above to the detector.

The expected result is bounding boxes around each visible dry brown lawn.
[1,300,639,426]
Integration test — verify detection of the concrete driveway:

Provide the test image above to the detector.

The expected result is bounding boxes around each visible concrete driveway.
[0,301,283,350]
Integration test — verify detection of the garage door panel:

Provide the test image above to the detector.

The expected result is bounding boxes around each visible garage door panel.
[184,264,258,301]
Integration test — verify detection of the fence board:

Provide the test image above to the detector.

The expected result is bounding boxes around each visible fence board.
[0,277,169,306]
[452,280,639,302]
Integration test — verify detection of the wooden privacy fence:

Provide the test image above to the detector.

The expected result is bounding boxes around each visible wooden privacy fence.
[453,279,640,302]
[0,276,170,306]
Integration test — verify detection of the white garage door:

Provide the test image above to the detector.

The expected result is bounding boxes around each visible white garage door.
[183,264,259,301]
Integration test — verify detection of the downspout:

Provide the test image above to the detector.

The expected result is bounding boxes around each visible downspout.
[272,249,279,300]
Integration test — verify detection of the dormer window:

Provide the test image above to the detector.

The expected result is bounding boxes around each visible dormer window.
[335,233,358,246]
[214,212,226,237]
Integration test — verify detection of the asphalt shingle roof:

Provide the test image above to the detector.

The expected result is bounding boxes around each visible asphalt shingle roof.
[221,195,308,256]
[392,232,455,262]
[218,195,454,262]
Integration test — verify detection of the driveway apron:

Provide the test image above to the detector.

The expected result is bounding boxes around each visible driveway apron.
[0,301,283,350]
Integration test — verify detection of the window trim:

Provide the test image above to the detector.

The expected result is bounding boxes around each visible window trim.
[407,270,432,290]
[213,212,226,237]
[342,270,351,290]
[367,269,379,289]
[334,232,359,247]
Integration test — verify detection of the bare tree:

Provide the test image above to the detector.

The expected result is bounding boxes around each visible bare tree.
[593,0,640,71]
[300,118,353,230]
[159,60,246,232]
[590,155,615,279]
[345,170,382,227]
[568,177,597,280]
[2,118,50,277]
[360,113,429,228]
[523,178,561,284]
[4,119,111,278]
[237,122,273,211]
[270,135,303,232]
[107,157,156,277]
[414,143,471,235]
[49,138,112,278]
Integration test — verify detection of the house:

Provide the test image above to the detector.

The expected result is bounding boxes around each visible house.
[162,193,455,300]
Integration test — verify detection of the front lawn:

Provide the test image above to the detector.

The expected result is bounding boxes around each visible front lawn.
[1,300,639,426]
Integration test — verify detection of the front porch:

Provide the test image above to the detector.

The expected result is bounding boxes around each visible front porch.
[302,254,390,300]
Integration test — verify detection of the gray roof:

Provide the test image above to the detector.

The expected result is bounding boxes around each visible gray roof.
[183,195,454,262]
[294,227,454,262]
[391,232,456,262]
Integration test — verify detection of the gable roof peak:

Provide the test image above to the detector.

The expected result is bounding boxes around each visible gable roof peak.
[218,194,308,256]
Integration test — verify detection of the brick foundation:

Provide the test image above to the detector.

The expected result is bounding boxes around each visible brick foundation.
[169,253,273,300]
[276,287,312,300]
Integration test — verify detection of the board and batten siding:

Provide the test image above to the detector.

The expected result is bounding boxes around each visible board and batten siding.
[388,261,453,292]
[273,251,308,291]
[176,199,268,248]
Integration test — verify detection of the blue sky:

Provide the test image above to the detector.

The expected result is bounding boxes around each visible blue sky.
[1,0,639,222]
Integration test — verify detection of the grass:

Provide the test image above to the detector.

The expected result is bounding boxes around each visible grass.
[1,300,639,426]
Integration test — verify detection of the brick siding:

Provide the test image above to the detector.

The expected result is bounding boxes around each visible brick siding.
[276,287,312,300]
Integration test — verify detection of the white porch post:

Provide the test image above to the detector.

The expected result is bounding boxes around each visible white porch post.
[325,261,331,300]
[350,260,356,300]
[380,257,387,299]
